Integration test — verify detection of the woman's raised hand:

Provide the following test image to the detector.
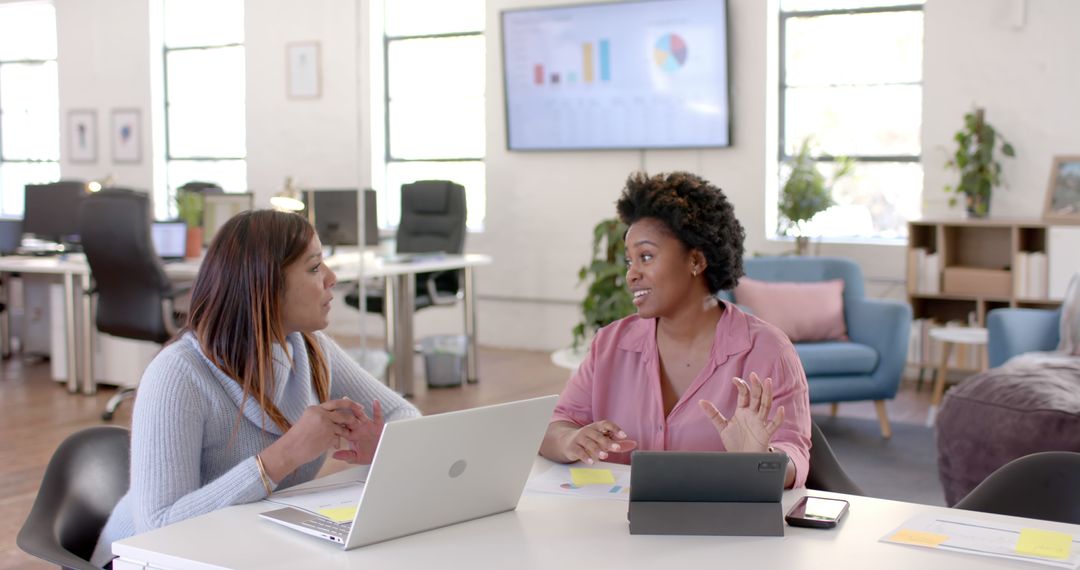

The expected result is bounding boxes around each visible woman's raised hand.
[560,420,638,465]
[332,400,385,465]
[260,398,365,482]
[698,372,785,453]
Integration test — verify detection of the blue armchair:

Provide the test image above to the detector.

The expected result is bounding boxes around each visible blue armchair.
[986,308,1061,368]
[720,257,912,437]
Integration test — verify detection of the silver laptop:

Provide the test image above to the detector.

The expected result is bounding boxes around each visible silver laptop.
[260,395,557,548]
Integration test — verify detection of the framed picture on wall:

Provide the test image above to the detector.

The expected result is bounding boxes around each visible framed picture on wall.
[1043,155,1080,223]
[286,42,321,99]
[67,109,97,163]
[111,108,142,163]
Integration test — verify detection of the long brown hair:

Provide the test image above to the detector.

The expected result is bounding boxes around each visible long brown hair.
[184,209,330,431]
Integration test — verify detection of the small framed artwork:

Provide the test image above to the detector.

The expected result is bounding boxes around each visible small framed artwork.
[111,108,142,163]
[287,42,321,99]
[67,109,97,163]
[1043,155,1080,223]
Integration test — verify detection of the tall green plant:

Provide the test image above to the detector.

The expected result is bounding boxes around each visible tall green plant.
[944,107,1015,217]
[571,218,635,350]
[175,190,203,228]
[778,138,854,237]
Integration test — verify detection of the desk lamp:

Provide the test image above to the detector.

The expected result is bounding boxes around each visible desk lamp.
[271,176,305,211]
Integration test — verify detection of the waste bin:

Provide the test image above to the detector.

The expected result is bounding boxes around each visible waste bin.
[419,334,467,388]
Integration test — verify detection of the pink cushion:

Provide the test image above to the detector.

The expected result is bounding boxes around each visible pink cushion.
[734,277,847,342]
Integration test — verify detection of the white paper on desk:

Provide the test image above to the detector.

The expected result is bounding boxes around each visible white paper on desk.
[524,464,632,501]
[881,513,1080,569]
[263,468,369,518]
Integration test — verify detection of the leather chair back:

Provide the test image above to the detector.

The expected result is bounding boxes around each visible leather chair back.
[78,189,173,343]
[397,180,466,255]
[17,426,131,570]
[397,180,467,299]
[805,421,864,495]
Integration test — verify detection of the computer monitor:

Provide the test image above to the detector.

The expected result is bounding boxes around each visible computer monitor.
[151,221,188,260]
[203,192,255,247]
[308,189,378,250]
[22,181,88,244]
[0,218,21,255]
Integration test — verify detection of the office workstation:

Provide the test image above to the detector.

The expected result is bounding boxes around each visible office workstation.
[5,0,1080,568]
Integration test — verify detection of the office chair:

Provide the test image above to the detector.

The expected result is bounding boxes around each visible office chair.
[78,189,186,420]
[953,451,1080,524]
[805,421,864,495]
[345,180,468,314]
[17,426,130,570]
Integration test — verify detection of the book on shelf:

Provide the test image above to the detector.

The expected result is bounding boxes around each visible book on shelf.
[1012,251,1049,299]
[908,318,981,370]
[907,248,940,295]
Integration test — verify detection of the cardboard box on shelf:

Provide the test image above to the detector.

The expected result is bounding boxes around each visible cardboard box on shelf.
[942,267,1012,297]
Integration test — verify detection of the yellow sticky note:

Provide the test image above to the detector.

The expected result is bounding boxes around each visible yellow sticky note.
[888,529,949,548]
[1016,528,1073,561]
[569,468,616,486]
[318,506,358,523]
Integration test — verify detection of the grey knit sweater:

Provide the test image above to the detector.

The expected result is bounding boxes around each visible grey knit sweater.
[90,331,420,567]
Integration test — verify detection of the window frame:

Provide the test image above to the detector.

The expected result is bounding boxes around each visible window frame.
[383,27,485,229]
[777,2,924,241]
[161,34,246,219]
[0,55,60,215]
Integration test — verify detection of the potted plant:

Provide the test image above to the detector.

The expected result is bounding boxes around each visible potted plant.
[778,137,854,255]
[176,189,204,258]
[944,107,1015,218]
[570,218,635,351]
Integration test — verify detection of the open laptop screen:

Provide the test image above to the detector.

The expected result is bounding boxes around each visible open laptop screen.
[152,221,188,260]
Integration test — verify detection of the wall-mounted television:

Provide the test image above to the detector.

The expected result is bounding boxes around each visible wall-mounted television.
[500,0,730,151]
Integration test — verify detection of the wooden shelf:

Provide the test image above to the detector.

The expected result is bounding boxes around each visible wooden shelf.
[907,218,1067,373]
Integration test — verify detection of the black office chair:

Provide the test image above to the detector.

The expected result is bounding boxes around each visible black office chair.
[78,189,186,420]
[345,180,468,314]
[17,426,130,570]
[953,451,1080,524]
[805,421,864,495]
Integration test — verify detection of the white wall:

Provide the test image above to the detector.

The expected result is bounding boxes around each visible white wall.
[55,0,154,192]
[30,0,1080,352]
[244,0,367,208]
[922,0,1080,218]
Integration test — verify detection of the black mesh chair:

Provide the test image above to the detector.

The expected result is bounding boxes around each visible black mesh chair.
[17,426,130,570]
[953,451,1080,524]
[345,180,468,313]
[805,421,864,495]
[78,189,185,420]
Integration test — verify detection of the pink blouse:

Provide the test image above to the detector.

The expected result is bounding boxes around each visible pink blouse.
[552,302,812,487]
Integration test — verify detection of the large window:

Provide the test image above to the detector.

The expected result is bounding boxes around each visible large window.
[779,0,923,241]
[160,0,245,220]
[383,0,486,230]
[0,2,59,217]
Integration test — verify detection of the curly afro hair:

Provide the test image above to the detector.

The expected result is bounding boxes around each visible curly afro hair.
[616,171,745,294]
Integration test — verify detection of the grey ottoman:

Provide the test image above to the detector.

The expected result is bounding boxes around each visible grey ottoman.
[935,356,1080,506]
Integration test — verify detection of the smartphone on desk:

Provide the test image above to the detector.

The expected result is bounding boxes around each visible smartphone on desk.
[785,496,849,529]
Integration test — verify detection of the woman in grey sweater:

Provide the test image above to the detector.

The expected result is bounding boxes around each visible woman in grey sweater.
[91,210,420,567]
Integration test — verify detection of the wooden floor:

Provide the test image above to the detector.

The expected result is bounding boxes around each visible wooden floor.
[0,338,937,570]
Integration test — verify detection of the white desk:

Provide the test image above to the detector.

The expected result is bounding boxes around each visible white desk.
[330,252,492,397]
[0,255,200,394]
[0,252,492,398]
[112,459,1080,570]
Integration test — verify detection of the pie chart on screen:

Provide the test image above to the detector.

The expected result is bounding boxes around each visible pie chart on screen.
[654,33,688,72]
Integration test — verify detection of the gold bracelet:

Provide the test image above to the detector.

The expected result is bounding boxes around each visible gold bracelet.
[254,454,273,495]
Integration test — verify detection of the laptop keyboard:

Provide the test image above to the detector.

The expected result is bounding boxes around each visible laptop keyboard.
[300,517,351,539]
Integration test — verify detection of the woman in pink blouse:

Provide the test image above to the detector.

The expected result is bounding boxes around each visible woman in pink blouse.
[539,172,812,488]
